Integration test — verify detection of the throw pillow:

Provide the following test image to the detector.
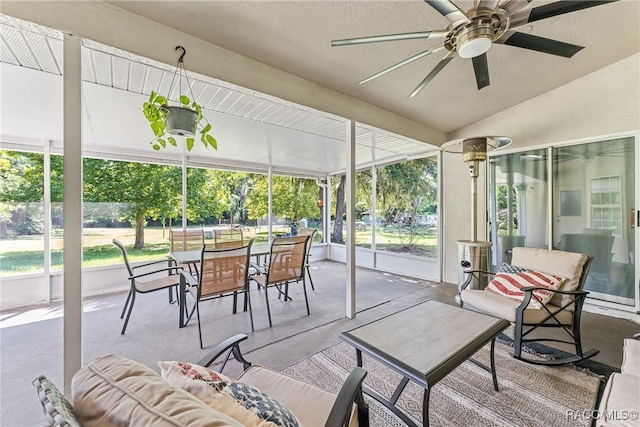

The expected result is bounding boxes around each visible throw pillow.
[485,270,566,309]
[158,361,299,427]
[497,263,529,274]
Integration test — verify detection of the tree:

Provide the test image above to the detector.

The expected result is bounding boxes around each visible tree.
[375,159,437,225]
[245,175,319,222]
[83,159,181,248]
[332,175,346,243]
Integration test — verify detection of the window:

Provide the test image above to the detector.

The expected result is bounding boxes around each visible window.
[590,175,622,237]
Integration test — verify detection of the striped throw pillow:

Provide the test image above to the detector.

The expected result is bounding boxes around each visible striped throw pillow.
[485,270,566,309]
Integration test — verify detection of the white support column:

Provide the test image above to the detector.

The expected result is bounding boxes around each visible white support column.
[346,120,356,318]
[182,155,187,230]
[268,167,273,242]
[44,139,52,302]
[371,165,377,252]
[325,174,331,246]
[63,33,82,397]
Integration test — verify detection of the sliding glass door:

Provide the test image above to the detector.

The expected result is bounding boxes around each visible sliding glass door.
[552,138,635,306]
[490,136,637,308]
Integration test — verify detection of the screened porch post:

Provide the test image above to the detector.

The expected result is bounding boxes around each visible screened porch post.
[182,154,187,230]
[346,120,356,318]
[63,32,83,397]
[268,166,273,242]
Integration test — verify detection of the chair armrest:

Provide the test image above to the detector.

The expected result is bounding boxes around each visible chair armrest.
[180,270,198,287]
[130,266,182,279]
[517,287,589,311]
[132,259,175,269]
[250,262,267,274]
[460,269,494,292]
[197,334,252,372]
[324,367,369,427]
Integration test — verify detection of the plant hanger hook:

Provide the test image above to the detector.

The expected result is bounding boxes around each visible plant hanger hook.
[175,45,186,63]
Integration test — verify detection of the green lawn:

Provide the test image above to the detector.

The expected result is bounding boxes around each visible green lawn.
[0,225,436,276]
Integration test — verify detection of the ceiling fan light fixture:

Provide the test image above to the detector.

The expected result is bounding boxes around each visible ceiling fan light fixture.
[458,36,491,58]
[458,36,492,58]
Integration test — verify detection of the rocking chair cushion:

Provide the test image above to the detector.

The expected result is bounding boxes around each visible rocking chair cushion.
[461,289,573,324]
[485,270,566,309]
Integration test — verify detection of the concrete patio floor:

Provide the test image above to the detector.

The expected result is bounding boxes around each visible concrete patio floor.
[2,260,638,426]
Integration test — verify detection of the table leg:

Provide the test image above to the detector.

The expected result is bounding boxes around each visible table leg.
[179,275,185,328]
[423,387,431,426]
[490,337,499,391]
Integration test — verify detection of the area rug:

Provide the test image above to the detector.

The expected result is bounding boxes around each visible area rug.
[281,340,602,427]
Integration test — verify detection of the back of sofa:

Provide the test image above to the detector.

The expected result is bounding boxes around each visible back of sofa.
[511,247,589,309]
[72,354,242,427]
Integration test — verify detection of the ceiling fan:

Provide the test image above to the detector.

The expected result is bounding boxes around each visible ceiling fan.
[331,0,619,97]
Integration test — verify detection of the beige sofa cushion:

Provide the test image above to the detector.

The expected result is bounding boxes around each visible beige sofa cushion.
[511,247,588,308]
[596,372,640,427]
[238,365,358,427]
[72,354,242,427]
[462,289,572,324]
[158,361,300,427]
[621,338,640,378]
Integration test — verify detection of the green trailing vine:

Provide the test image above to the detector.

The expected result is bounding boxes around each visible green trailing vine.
[143,90,217,151]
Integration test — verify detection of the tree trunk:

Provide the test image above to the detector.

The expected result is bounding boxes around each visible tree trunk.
[332,175,345,244]
[318,185,324,231]
[134,210,145,249]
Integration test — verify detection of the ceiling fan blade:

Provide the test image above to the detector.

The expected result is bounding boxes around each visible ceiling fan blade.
[358,45,446,85]
[472,53,490,90]
[510,1,619,26]
[424,0,469,26]
[408,51,455,98]
[476,0,500,13]
[497,31,584,58]
[331,30,447,47]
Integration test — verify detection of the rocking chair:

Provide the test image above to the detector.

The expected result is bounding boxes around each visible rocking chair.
[459,247,598,365]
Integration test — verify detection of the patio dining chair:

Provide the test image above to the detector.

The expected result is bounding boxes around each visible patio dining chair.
[459,246,597,365]
[181,240,254,348]
[113,239,183,335]
[170,228,205,273]
[169,229,205,303]
[250,235,311,327]
[297,228,317,290]
[214,228,244,246]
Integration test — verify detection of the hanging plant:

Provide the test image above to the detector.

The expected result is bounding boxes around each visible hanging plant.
[142,46,218,151]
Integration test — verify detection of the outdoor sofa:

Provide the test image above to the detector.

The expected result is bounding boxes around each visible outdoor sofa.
[596,336,640,426]
[33,334,368,427]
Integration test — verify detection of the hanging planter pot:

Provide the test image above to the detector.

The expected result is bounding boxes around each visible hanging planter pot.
[142,46,218,152]
[165,106,197,137]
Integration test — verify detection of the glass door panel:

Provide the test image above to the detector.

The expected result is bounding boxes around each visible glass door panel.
[552,138,635,306]
[489,148,548,270]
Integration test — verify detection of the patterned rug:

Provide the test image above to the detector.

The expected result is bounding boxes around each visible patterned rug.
[281,340,602,427]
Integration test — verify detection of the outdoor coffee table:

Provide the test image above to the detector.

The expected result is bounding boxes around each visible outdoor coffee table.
[339,299,510,427]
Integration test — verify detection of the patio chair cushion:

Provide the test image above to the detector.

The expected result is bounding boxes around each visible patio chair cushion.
[159,361,300,427]
[485,270,566,309]
[461,289,573,324]
[72,354,242,427]
[511,247,588,309]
